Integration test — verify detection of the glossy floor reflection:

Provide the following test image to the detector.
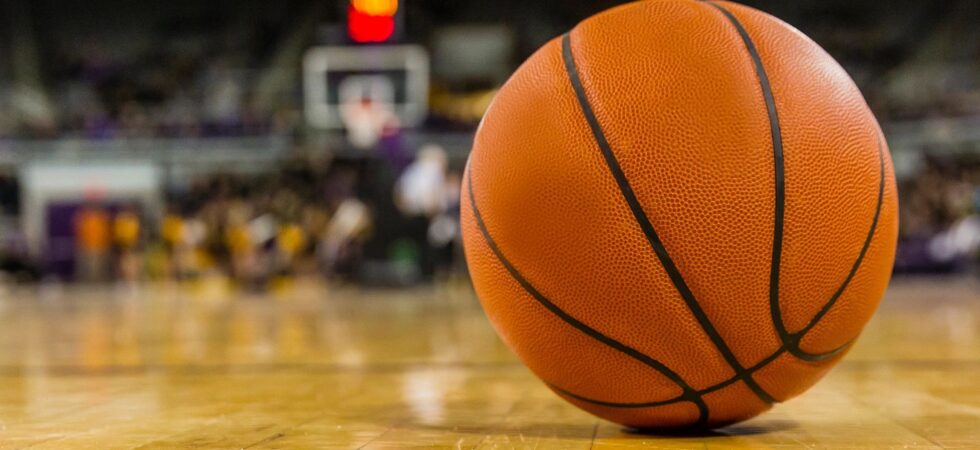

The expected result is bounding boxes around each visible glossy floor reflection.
[0,276,976,448]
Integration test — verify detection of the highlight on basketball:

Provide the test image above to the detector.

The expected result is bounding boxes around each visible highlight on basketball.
[0,0,975,447]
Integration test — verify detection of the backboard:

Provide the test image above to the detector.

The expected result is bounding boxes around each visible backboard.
[304,45,429,129]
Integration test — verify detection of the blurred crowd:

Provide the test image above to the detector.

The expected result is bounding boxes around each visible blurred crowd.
[0,1,302,139]
[896,152,980,273]
[33,41,300,140]
[0,146,974,286]
[812,1,980,122]
[0,142,464,287]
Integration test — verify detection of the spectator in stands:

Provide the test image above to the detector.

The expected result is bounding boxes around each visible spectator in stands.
[320,198,372,279]
[74,201,111,282]
[113,205,143,284]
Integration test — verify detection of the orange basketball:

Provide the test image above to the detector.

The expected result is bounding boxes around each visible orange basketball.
[461,0,898,429]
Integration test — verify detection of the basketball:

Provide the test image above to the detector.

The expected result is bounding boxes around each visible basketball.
[462,0,898,430]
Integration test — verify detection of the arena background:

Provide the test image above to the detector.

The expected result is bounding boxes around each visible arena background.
[0,0,976,285]
[0,0,977,447]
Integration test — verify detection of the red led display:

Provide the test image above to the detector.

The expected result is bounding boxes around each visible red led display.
[348,2,397,43]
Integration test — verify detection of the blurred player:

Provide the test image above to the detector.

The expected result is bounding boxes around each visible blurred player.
[340,97,395,151]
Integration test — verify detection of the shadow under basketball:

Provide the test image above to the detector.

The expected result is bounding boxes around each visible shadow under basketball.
[625,418,798,437]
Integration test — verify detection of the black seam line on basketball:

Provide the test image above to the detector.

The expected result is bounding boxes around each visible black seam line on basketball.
[544,346,788,411]
[707,2,885,364]
[700,345,787,396]
[465,171,708,426]
[701,2,793,374]
[786,140,885,362]
[548,383,689,409]
[556,336,851,413]
[560,32,775,406]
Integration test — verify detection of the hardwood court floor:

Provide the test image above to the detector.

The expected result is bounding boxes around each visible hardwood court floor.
[0,276,976,449]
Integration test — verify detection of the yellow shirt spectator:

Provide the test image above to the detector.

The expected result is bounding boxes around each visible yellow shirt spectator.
[277,223,307,256]
[113,211,141,249]
[161,214,183,247]
[226,224,253,255]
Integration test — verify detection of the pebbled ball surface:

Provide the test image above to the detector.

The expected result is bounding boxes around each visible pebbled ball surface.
[461,0,898,429]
